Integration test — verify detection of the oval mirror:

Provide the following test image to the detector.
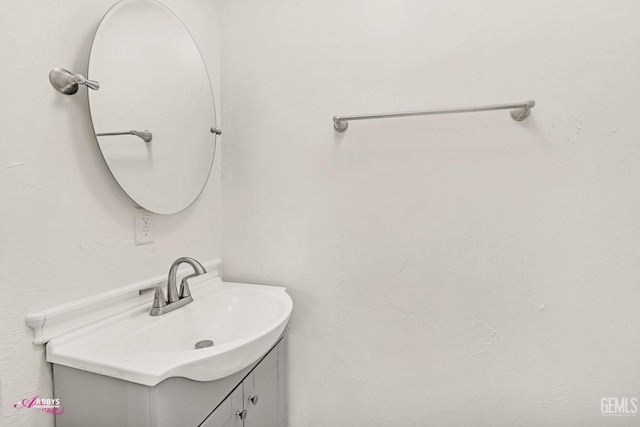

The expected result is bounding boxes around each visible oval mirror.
[88,0,218,214]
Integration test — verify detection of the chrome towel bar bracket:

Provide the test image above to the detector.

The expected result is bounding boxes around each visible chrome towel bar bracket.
[333,100,535,132]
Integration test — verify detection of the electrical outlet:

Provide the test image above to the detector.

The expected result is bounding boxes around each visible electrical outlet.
[135,210,154,245]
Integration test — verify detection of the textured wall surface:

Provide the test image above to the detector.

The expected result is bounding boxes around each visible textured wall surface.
[220,0,640,425]
[0,1,222,425]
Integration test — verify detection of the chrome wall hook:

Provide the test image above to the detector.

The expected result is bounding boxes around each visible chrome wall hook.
[49,68,100,95]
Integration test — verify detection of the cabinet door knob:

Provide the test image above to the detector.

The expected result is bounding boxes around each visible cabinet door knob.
[248,395,259,406]
[236,409,248,420]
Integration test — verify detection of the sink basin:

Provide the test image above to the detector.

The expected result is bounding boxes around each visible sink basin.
[46,276,293,386]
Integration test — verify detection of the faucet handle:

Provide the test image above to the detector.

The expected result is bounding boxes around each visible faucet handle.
[179,274,197,299]
[152,288,167,309]
[139,285,161,295]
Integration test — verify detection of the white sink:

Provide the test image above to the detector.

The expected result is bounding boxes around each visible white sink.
[46,276,293,386]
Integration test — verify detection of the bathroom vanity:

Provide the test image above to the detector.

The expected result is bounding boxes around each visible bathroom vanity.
[53,337,285,427]
[42,275,292,427]
[29,264,293,427]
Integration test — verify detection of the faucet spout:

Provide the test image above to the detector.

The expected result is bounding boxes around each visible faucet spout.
[166,257,207,304]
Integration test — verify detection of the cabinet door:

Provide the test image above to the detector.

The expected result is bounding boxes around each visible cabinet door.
[201,385,244,427]
[243,343,285,427]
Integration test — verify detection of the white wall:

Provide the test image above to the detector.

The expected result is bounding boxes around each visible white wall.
[220,0,640,425]
[0,1,222,425]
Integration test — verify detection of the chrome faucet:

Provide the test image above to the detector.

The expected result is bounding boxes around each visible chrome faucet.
[139,257,207,316]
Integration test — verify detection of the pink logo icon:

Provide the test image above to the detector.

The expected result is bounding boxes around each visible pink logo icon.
[13,395,65,416]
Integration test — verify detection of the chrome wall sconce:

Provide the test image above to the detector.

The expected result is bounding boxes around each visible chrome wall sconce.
[49,68,100,95]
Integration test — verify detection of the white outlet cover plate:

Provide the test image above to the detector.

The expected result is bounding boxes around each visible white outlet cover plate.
[135,210,154,245]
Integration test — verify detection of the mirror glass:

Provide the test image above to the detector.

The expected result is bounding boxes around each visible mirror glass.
[88,0,217,214]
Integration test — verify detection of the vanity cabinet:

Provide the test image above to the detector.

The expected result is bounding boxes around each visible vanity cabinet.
[201,386,243,427]
[201,338,284,427]
[52,338,286,427]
